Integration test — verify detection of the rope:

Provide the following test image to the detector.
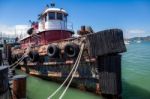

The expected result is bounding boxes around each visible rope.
[9,44,31,68]
[11,57,26,69]
[9,55,25,67]
[59,43,84,99]
[47,43,82,99]
[47,42,85,99]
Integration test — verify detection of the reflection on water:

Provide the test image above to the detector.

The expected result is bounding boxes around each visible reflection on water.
[25,75,101,99]
[123,81,150,99]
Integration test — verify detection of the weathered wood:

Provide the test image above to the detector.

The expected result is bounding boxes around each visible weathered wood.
[0,66,9,95]
[0,66,10,99]
[12,75,27,99]
[0,90,10,99]
[0,50,2,65]
[97,54,122,95]
[86,29,126,57]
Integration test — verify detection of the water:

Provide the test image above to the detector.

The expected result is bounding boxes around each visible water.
[122,42,150,99]
[25,76,101,99]
[17,42,150,99]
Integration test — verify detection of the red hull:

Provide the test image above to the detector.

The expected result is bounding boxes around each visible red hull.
[21,30,73,49]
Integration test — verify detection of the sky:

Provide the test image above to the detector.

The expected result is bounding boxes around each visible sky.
[0,0,150,38]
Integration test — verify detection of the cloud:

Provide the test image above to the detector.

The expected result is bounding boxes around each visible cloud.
[127,29,145,34]
[0,24,15,36]
[0,24,29,37]
[124,29,149,38]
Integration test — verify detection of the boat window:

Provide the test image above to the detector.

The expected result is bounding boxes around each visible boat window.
[49,12,55,20]
[45,13,47,22]
[64,14,67,21]
[57,13,63,20]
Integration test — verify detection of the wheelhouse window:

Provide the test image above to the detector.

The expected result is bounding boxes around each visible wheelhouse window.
[45,14,47,22]
[57,13,63,20]
[49,12,55,20]
[64,14,67,21]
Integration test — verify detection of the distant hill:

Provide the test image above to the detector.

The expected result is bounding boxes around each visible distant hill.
[127,36,150,42]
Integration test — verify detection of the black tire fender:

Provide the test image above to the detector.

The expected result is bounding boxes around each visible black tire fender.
[47,44,60,58]
[28,51,39,62]
[64,43,80,58]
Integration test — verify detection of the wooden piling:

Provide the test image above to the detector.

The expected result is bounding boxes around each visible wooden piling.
[12,75,27,99]
[0,66,10,99]
[0,90,10,99]
[97,54,122,98]
[0,50,2,65]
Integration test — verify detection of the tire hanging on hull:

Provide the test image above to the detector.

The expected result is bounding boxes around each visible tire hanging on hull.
[64,43,80,58]
[28,51,39,62]
[47,44,60,58]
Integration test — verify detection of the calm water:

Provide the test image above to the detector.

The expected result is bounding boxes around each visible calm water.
[122,42,150,99]
[18,42,150,99]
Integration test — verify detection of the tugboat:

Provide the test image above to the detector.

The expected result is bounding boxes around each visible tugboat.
[10,3,126,99]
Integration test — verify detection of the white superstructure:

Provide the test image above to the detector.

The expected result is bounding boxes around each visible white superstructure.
[38,5,69,32]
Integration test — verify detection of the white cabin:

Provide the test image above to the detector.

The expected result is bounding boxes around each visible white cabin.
[38,5,71,32]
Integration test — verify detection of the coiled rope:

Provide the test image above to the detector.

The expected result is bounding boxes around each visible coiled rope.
[47,42,85,99]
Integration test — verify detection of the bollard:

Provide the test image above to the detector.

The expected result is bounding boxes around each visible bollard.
[12,75,27,99]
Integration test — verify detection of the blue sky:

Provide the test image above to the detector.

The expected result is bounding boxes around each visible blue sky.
[0,0,150,38]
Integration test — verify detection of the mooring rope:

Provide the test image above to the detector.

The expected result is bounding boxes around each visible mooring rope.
[9,44,31,68]
[47,42,85,99]
[9,55,25,67]
[9,28,40,68]
[11,56,25,69]
[59,43,84,99]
